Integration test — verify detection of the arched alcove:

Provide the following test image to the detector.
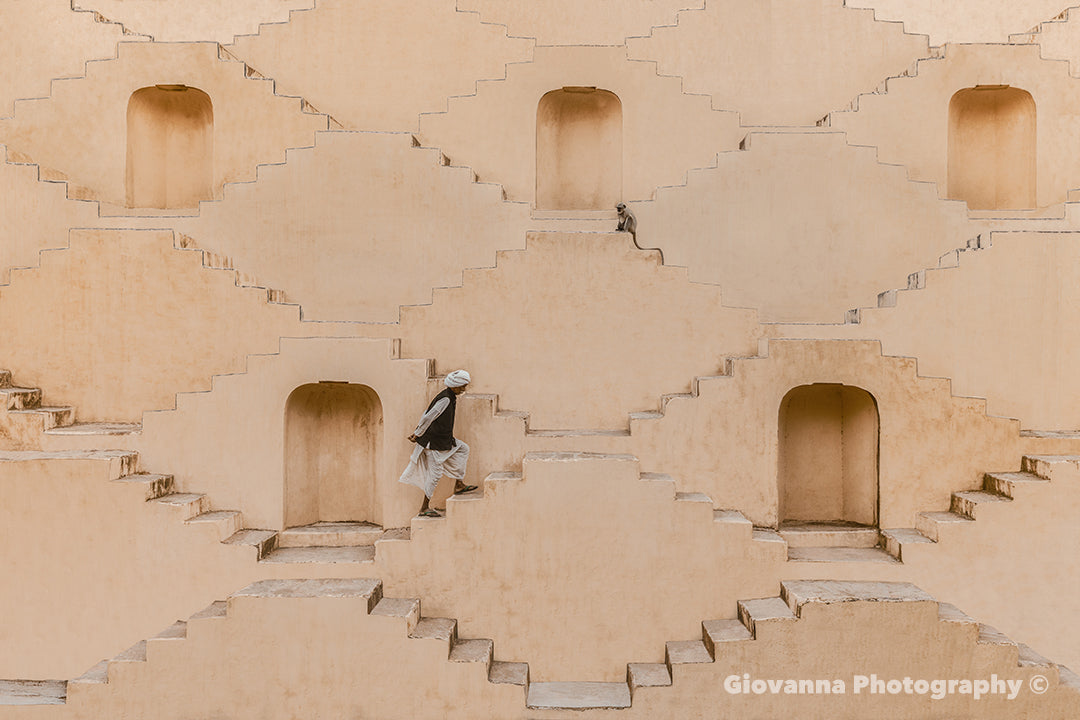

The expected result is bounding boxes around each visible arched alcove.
[778,384,879,527]
[536,87,622,210]
[284,382,383,528]
[948,86,1036,210]
[126,85,214,209]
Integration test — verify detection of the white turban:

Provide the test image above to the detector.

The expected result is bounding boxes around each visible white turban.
[444,370,471,388]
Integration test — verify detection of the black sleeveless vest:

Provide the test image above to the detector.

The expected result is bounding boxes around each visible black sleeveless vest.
[416,388,457,451]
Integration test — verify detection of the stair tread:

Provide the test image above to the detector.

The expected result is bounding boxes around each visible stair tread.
[0,680,67,705]
[234,579,381,599]
[72,661,108,685]
[449,638,492,663]
[527,682,631,710]
[880,528,933,543]
[155,493,205,505]
[920,511,974,523]
[371,597,420,618]
[787,546,899,563]
[113,640,146,663]
[188,510,241,521]
[411,617,455,641]
[46,422,141,435]
[489,661,528,685]
[153,621,187,640]
[190,601,227,620]
[628,663,671,688]
[666,640,712,664]
[223,529,277,546]
[261,546,374,564]
[713,509,751,525]
[703,618,753,644]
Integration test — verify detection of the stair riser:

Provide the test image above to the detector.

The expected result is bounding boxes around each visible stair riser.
[276,531,382,548]
[3,389,41,411]
[950,495,978,519]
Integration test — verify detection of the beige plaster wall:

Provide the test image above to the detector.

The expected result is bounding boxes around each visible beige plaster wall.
[0,42,326,207]
[626,0,929,127]
[226,0,533,131]
[174,130,532,322]
[789,231,1080,430]
[377,452,786,682]
[84,1,313,44]
[0,150,100,283]
[139,338,436,530]
[399,232,762,430]
[0,229,353,423]
[1027,7,1080,76]
[631,131,976,323]
[0,1,143,117]
[829,43,1080,209]
[0,453,377,680]
[417,45,743,205]
[849,0,1072,44]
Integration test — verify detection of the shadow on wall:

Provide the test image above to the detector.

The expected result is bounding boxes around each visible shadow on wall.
[284,382,383,529]
[536,87,621,210]
[948,85,1036,210]
[778,384,879,528]
[126,84,214,209]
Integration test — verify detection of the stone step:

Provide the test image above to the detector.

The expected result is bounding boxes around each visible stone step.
[983,471,1047,498]
[370,597,421,635]
[0,680,67,706]
[526,682,632,710]
[628,663,671,692]
[46,422,141,436]
[738,597,796,638]
[713,509,752,528]
[222,529,278,559]
[702,619,753,654]
[786,546,898,563]
[261,545,375,564]
[410,617,456,643]
[449,638,493,664]
[778,523,880,548]
[879,527,934,559]
[112,640,147,664]
[0,370,10,388]
[152,493,209,520]
[186,511,243,541]
[489,662,528,686]
[113,473,174,501]
[276,521,383,548]
[0,387,41,411]
[915,511,973,542]
[9,406,74,429]
[950,490,1009,519]
[70,661,108,686]
[666,640,713,666]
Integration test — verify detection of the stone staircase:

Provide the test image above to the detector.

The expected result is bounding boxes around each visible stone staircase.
[5,579,1065,712]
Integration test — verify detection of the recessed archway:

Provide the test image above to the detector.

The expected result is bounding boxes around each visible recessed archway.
[536,87,622,210]
[126,85,214,209]
[948,85,1036,210]
[284,382,383,528]
[778,384,879,527]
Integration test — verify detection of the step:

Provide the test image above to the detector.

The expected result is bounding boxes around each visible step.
[222,529,278,559]
[46,422,141,436]
[70,661,108,686]
[628,663,671,691]
[0,680,66,706]
[778,523,880,548]
[702,619,752,654]
[0,387,41,410]
[666,640,712,665]
[915,511,973,542]
[113,473,174,501]
[713,509,752,528]
[277,521,383,548]
[261,546,375,564]
[449,638,493,664]
[879,528,934,559]
[190,601,228,621]
[0,370,10,388]
[738,597,796,638]
[526,682,631,710]
[410,617,456,643]
[983,471,1047,498]
[488,662,528,686]
[113,640,147,663]
[951,491,1009,519]
[153,493,209,520]
[9,406,74,429]
[786,546,898,563]
[370,597,421,635]
[186,511,243,541]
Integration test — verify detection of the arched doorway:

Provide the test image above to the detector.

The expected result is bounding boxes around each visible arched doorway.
[948,86,1036,210]
[126,85,214,209]
[284,382,382,528]
[536,87,622,210]
[778,384,878,527]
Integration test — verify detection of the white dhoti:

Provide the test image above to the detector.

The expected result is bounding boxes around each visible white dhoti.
[399,440,470,498]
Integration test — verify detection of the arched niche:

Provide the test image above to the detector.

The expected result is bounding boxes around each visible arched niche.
[284,382,383,528]
[778,384,878,527]
[536,87,622,210]
[948,86,1036,210]
[126,85,214,209]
